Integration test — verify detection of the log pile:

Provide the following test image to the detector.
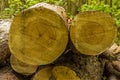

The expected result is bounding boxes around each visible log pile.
[0,2,120,80]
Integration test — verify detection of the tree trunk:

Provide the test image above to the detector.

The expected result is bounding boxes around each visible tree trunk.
[63,0,81,16]
[110,0,113,7]
[8,3,68,65]
[0,0,9,12]
[69,11,117,80]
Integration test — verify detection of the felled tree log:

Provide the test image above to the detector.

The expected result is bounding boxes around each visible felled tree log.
[52,66,80,80]
[32,65,80,80]
[32,66,53,80]
[8,3,68,65]
[70,11,117,55]
[65,11,117,80]
[0,19,11,63]
[1,4,118,80]
[10,55,38,75]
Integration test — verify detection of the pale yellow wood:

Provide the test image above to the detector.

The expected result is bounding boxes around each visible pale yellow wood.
[32,66,53,80]
[52,66,80,80]
[70,11,117,55]
[8,3,68,65]
[10,55,38,75]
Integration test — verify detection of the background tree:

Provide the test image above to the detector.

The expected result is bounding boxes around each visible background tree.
[0,0,9,12]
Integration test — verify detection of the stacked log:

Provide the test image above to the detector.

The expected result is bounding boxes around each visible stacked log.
[32,66,80,80]
[70,11,117,55]
[0,2,119,80]
[10,55,38,75]
[8,2,68,65]
[32,66,53,80]
[69,11,117,80]
[52,66,80,80]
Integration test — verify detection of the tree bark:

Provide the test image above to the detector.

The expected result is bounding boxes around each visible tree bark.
[32,66,53,80]
[110,0,113,7]
[0,19,11,63]
[0,0,9,12]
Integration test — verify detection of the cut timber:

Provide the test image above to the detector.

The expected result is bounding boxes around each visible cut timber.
[70,11,117,55]
[8,3,68,65]
[10,55,38,75]
[0,19,11,63]
[52,66,80,80]
[32,66,53,80]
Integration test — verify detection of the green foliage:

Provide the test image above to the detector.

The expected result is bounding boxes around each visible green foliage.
[0,0,40,18]
[0,0,64,18]
[102,76,107,80]
[83,0,120,25]
[80,1,120,45]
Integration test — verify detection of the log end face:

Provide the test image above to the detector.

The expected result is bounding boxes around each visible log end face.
[52,66,80,80]
[10,55,38,75]
[8,4,68,65]
[70,11,117,55]
[32,66,53,80]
